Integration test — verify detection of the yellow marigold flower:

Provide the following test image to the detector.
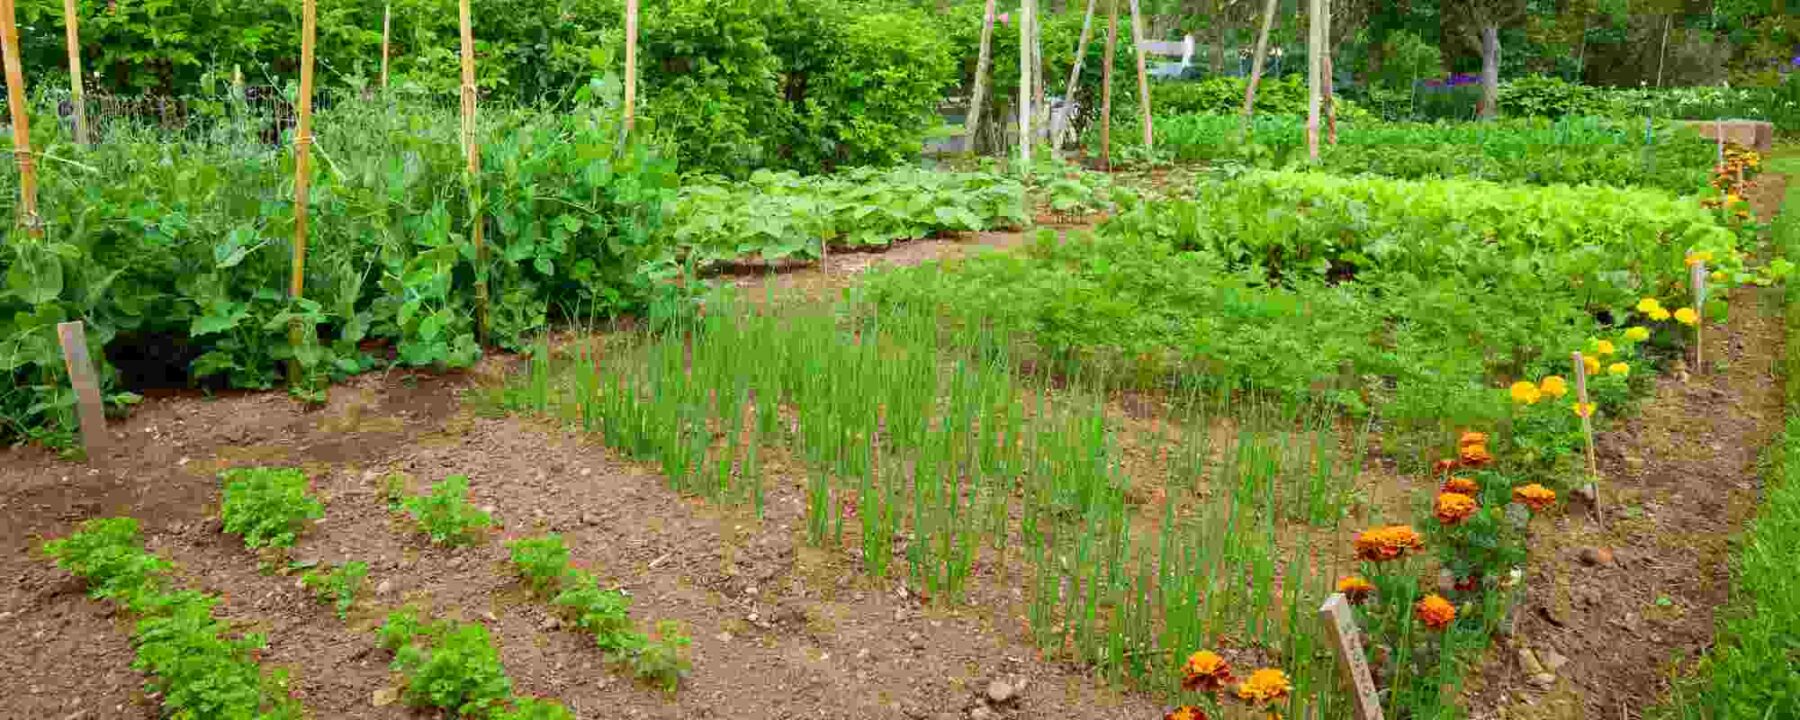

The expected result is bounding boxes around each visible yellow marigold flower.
[1711,270,1726,282]
[1180,650,1234,693]
[1509,381,1542,405]
[1512,483,1557,512]
[1583,355,1601,377]
[1608,362,1630,378]
[1442,476,1480,496]
[1594,340,1616,357]
[1539,375,1568,398]
[1650,306,1672,322]
[1685,250,1715,267]
[1623,326,1650,342]
[1165,706,1209,720]
[1636,297,1664,314]
[1572,402,1596,419]
[1435,492,1479,526]
[1416,594,1456,630]
[1234,668,1293,706]
[1675,307,1699,326]
[1354,525,1425,562]
[1337,575,1375,605]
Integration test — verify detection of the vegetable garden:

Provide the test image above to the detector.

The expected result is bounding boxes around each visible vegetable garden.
[5,1,1800,720]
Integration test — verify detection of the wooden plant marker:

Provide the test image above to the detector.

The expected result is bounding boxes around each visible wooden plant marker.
[1572,351,1600,519]
[1,0,42,236]
[61,0,86,145]
[1320,593,1384,720]
[1692,260,1707,373]
[57,322,108,460]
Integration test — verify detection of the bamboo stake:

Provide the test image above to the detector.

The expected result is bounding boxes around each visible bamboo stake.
[1032,0,1049,146]
[290,0,317,384]
[380,3,391,91]
[1572,351,1600,515]
[623,0,638,133]
[61,0,86,145]
[459,0,489,343]
[1126,0,1152,149]
[966,0,998,151]
[1692,261,1707,373]
[1019,0,1032,167]
[1306,0,1322,161]
[0,0,41,236]
[1099,0,1118,171]
[1060,0,1097,124]
[1239,0,1278,138]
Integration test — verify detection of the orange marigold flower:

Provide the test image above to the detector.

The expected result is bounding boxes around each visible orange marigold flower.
[1434,492,1478,526]
[1432,458,1460,476]
[1459,443,1493,467]
[1234,668,1293,706]
[1442,476,1480,496]
[1165,706,1209,720]
[1512,483,1557,512]
[1416,594,1456,631]
[1458,431,1488,449]
[1354,525,1426,562]
[1180,650,1234,693]
[1337,575,1375,605]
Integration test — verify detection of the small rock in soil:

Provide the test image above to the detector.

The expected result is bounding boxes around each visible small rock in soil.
[986,679,1016,705]
[1529,673,1556,688]
[1543,649,1570,673]
[1519,648,1545,675]
[968,707,996,720]
[581,512,601,526]
[375,580,394,597]
[1578,547,1616,567]
[372,687,399,707]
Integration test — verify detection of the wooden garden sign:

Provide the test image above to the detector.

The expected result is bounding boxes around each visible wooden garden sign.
[1320,593,1383,720]
[57,322,108,460]
[1692,261,1707,372]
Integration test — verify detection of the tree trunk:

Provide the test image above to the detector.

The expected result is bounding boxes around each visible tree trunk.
[1240,0,1277,135]
[1306,0,1322,160]
[1100,0,1119,170]
[1322,0,1334,145]
[1210,14,1227,76]
[1128,0,1153,149]
[1479,24,1499,120]
[966,0,999,152]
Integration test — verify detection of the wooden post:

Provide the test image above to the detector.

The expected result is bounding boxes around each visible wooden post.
[380,3,391,91]
[459,0,489,343]
[1306,0,1322,161]
[1126,0,1152,149]
[290,0,317,384]
[1320,594,1384,720]
[1572,350,1599,490]
[1322,0,1336,146]
[1,0,42,236]
[57,322,108,460]
[623,0,638,133]
[1715,119,1725,169]
[1099,0,1118,171]
[61,0,86,145]
[1018,0,1032,167]
[1692,261,1707,373]
[966,0,998,151]
[1058,0,1097,142]
[1239,0,1278,138]
[1032,0,1049,146]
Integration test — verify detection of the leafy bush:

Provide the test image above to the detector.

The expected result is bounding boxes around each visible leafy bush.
[629,620,693,694]
[398,476,494,546]
[44,517,305,719]
[507,534,571,595]
[300,561,369,620]
[219,467,325,550]
[493,698,580,720]
[377,611,514,716]
[553,570,639,652]
[0,97,676,447]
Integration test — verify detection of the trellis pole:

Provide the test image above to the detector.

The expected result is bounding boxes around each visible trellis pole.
[1239,0,1277,139]
[1126,0,1152,149]
[966,0,998,151]
[1306,0,1323,161]
[289,0,318,383]
[1098,0,1118,171]
[1018,0,1032,167]
[61,0,86,144]
[459,0,489,343]
[1056,0,1097,145]
[623,0,638,133]
[1,0,41,237]
[380,3,391,91]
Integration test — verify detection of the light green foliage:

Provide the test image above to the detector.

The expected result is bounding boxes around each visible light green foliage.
[377,612,514,716]
[44,518,305,719]
[629,620,693,695]
[492,698,579,720]
[399,476,494,546]
[300,561,369,620]
[507,534,571,595]
[552,571,639,653]
[219,467,325,550]
[668,167,1026,267]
